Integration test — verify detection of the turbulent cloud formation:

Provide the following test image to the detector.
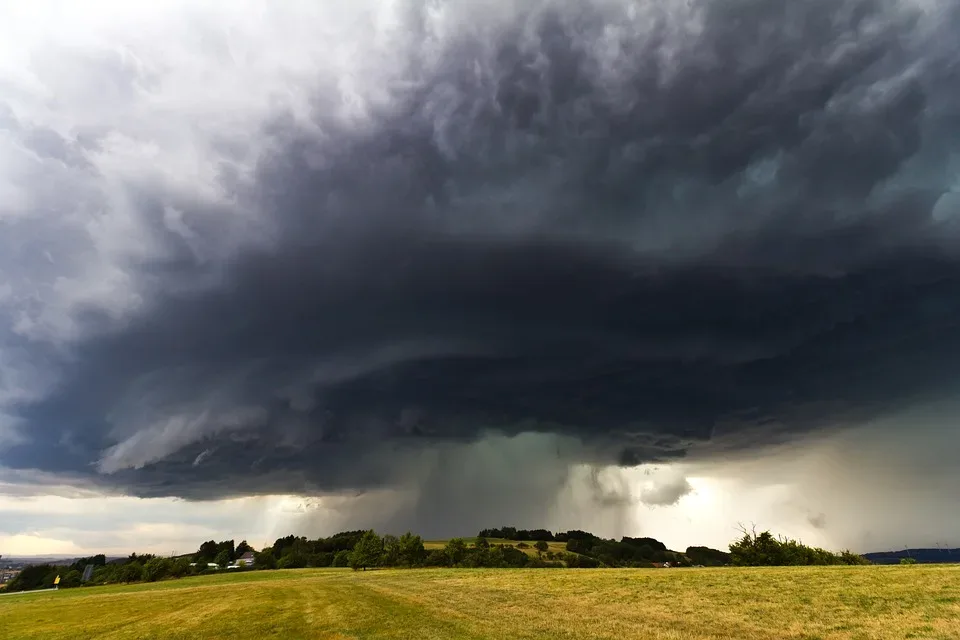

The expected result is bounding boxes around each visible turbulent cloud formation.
[2,0,960,538]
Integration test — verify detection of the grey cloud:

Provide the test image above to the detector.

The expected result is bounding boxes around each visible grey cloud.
[3,0,960,530]
[808,512,828,530]
[640,476,694,507]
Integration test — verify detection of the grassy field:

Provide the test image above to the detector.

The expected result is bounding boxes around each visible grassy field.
[0,565,958,640]
[423,537,570,556]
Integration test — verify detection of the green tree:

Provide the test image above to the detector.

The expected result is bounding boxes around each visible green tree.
[214,550,231,569]
[236,540,253,556]
[142,557,171,582]
[900,557,918,565]
[254,549,277,570]
[170,557,192,578]
[350,530,384,571]
[381,535,400,566]
[119,563,142,583]
[534,540,549,556]
[445,538,468,566]
[333,550,352,567]
[277,554,306,569]
[397,532,426,567]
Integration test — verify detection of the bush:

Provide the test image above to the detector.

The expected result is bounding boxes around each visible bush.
[900,557,918,565]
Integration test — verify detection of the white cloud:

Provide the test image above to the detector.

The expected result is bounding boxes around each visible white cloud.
[0,489,311,555]
[0,534,83,556]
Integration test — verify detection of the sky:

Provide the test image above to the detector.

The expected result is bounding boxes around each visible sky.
[2,0,960,557]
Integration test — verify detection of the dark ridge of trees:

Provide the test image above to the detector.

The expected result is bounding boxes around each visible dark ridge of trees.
[685,546,732,566]
[67,554,106,573]
[4,525,874,593]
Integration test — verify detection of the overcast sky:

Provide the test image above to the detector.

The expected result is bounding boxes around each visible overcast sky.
[2,0,960,557]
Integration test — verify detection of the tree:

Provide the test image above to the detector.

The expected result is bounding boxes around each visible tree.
[6,564,58,592]
[397,532,426,567]
[381,535,400,567]
[333,550,352,567]
[277,554,306,569]
[236,540,253,556]
[214,550,232,569]
[119,563,142,583]
[170,558,192,578]
[534,540,549,556]
[350,530,384,571]
[254,549,277,570]
[142,557,171,582]
[900,557,918,565]
[445,538,468,566]
[197,540,219,564]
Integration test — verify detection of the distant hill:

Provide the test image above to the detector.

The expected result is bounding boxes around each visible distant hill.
[863,548,960,564]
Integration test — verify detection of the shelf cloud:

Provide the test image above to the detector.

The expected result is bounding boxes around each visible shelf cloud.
[2,0,960,542]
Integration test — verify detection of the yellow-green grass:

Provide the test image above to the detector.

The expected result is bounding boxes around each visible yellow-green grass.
[1,565,958,640]
[423,537,569,556]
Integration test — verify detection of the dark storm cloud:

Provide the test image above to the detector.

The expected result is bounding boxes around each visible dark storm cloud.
[5,0,960,500]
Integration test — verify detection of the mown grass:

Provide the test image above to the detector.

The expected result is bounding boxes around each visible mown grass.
[1,565,958,639]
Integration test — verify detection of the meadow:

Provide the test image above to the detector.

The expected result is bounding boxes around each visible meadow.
[0,565,958,640]
[423,537,571,556]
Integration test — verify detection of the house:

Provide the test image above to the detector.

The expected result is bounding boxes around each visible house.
[227,552,256,569]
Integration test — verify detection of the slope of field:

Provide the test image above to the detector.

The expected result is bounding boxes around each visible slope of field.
[1,566,958,640]
[423,538,571,556]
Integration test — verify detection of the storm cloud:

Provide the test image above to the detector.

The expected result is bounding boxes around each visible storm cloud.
[2,0,960,537]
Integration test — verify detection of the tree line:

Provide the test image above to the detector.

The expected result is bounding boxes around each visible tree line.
[728,526,871,566]
[3,525,871,592]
